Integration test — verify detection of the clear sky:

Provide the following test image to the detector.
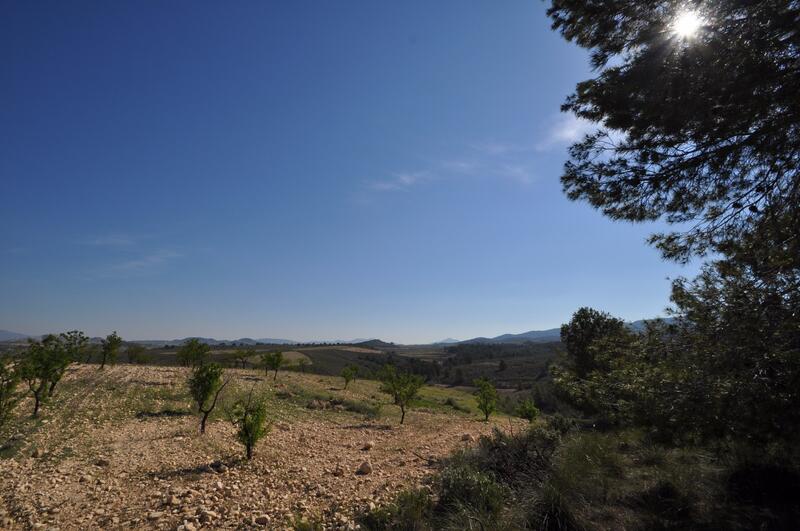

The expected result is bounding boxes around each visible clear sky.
[1,1,697,343]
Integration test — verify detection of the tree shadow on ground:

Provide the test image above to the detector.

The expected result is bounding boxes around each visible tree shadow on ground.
[135,409,192,420]
[340,423,394,431]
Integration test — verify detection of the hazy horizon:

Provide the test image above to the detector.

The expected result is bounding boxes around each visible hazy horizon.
[1,1,698,344]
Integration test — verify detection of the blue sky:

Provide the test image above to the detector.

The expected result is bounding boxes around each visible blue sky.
[1,1,697,343]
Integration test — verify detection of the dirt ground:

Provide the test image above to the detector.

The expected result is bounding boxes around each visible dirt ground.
[0,364,517,530]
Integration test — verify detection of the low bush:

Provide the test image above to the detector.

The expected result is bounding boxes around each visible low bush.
[358,488,434,531]
[437,462,505,515]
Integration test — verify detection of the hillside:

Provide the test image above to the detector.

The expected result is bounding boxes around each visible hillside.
[0,330,33,342]
[0,364,519,529]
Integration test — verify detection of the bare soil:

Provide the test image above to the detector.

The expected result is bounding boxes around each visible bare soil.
[0,364,517,530]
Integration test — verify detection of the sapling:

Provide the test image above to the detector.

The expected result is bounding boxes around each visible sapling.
[516,398,540,423]
[100,331,122,370]
[341,365,358,390]
[474,378,498,421]
[379,365,424,424]
[261,351,284,380]
[0,357,20,430]
[188,363,230,434]
[227,389,270,459]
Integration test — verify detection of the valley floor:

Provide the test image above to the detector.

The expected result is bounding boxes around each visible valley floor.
[0,364,517,530]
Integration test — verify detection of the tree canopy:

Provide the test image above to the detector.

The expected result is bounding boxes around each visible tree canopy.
[548,0,799,269]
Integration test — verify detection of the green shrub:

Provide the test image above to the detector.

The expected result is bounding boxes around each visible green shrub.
[443,397,470,413]
[546,413,576,435]
[468,426,561,486]
[516,398,540,423]
[523,482,584,531]
[438,463,505,516]
[550,432,625,504]
[358,488,434,531]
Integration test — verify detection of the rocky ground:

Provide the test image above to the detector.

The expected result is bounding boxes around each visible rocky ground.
[0,364,517,530]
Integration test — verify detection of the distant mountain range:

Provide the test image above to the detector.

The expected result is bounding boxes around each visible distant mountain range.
[130,337,297,347]
[457,318,674,345]
[0,329,34,342]
[1,318,672,347]
[434,338,461,344]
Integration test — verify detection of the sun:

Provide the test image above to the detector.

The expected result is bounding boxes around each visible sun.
[672,10,704,38]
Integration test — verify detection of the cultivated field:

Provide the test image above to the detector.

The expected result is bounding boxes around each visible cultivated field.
[0,364,520,530]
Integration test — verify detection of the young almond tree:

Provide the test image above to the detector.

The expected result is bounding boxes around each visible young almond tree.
[379,365,424,425]
[20,336,63,417]
[474,378,498,421]
[296,358,310,373]
[48,330,87,396]
[125,343,147,364]
[0,356,20,430]
[177,338,211,368]
[341,365,358,390]
[188,363,230,434]
[100,331,122,370]
[231,349,251,369]
[227,389,270,459]
[261,351,284,380]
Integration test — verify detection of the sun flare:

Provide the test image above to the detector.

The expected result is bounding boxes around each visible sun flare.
[672,10,704,38]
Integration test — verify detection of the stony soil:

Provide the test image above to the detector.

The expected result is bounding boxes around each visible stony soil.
[0,364,517,530]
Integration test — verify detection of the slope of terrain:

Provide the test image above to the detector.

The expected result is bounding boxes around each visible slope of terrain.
[0,364,520,530]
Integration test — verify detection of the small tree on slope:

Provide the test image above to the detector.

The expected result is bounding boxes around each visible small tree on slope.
[341,365,358,390]
[379,365,424,425]
[228,389,270,460]
[0,356,20,430]
[100,331,122,370]
[474,378,498,421]
[261,351,284,381]
[188,363,230,434]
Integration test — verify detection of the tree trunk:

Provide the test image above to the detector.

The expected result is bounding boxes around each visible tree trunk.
[400,405,406,424]
[48,379,57,397]
[273,370,278,381]
[246,444,253,460]
[200,410,210,434]
[33,395,40,417]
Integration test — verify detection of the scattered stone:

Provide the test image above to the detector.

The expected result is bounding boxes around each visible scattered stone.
[31,448,43,458]
[307,399,329,410]
[147,511,164,520]
[210,460,228,473]
[356,461,373,475]
[255,515,270,525]
[461,433,475,442]
[362,441,375,451]
[199,510,219,523]
[95,457,110,467]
